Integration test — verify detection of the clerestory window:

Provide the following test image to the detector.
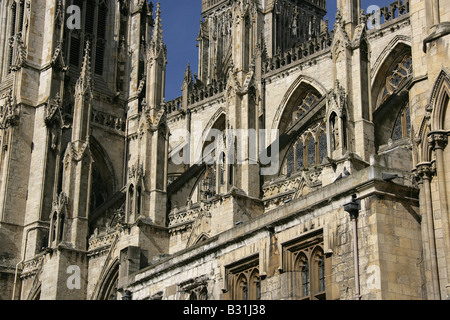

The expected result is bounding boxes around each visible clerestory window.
[284,121,327,176]
[379,55,412,104]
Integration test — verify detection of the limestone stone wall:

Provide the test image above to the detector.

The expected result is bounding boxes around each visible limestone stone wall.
[125,165,423,300]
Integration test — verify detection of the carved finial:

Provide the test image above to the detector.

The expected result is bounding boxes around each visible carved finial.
[152,3,163,47]
[335,10,343,27]
[148,2,166,61]
[76,41,92,96]
[184,62,192,84]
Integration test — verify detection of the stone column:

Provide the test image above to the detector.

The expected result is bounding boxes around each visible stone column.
[416,162,441,299]
[428,131,450,298]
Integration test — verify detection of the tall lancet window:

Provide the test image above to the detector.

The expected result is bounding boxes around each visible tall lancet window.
[392,102,411,142]
[5,0,25,74]
[66,0,109,76]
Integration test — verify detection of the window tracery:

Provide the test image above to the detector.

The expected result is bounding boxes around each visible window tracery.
[283,232,327,300]
[200,165,217,199]
[307,135,316,167]
[226,257,261,301]
[380,55,412,104]
[283,121,327,176]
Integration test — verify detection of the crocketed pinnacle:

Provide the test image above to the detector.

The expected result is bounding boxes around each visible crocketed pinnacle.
[76,41,93,95]
[151,3,164,48]
[184,62,192,84]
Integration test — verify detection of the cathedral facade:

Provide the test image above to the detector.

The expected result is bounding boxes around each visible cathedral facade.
[0,0,449,300]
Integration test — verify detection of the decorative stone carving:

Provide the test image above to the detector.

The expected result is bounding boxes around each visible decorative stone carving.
[54,0,64,28]
[0,89,19,129]
[415,162,436,183]
[51,41,68,72]
[52,192,68,216]
[428,131,448,150]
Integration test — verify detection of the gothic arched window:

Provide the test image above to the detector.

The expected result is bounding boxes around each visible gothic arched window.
[298,254,310,297]
[316,250,326,294]
[282,121,327,176]
[285,235,327,300]
[236,274,248,300]
[307,135,316,167]
[286,148,295,177]
[51,212,58,243]
[380,55,413,104]
[296,140,304,171]
[392,102,411,142]
[66,0,109,76]
[58,214,65,242]
[200,166,216,199]
[318,131,327,164]
[227,257,260,300]
[4,0,25,75]
[127,184,134,220]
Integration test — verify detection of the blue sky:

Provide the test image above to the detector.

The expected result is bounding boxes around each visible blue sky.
[159,0,393,101]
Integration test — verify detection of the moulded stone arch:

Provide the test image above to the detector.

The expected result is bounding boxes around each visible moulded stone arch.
[415,114,433,164]
[192,108,226,165]
[371,42,413,151]
[187,210,211,248]
[95,258,120,300]
[371,39,412,112]
[429,70,450,131]
[87,137,120,228]
[90,136,119,195]
[371,35,412,83]
[188,110,226,202]
[193,233,210,246]
[271,75,327,136]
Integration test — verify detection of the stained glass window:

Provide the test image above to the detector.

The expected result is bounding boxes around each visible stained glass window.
[296,141,304,170]
[318,132,327,164]
[286,148,295,177]
[307,137,316,167]
[381,56,413,104]
[405,104,411,138]
[283,122,328,176]
[208,167,216,195]
[392,113,403,141]
[392,102,411,142]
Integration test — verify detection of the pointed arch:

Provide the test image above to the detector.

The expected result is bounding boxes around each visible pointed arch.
[415,114,433,164]
[193,233,210,246]
[90,136,118,195]
[371,40,412,112]
[193,108,226,165]
[88,136,120,227]
[371,35,412,82]
[429,70,450,131]
[96,258,120,300]
[271,75,327,135]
